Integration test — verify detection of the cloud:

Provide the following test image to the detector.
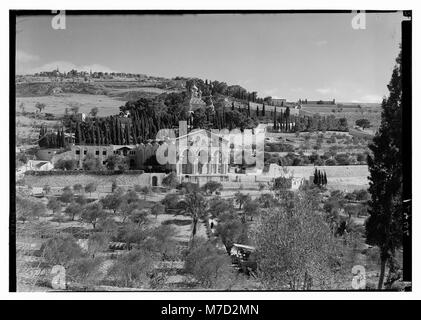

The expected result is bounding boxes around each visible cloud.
[316,87,337,95]
[19,61,117,75]
[16,50,39,63]
[290,87,304,93]
[314,40,328,47]
[353,94,384,103]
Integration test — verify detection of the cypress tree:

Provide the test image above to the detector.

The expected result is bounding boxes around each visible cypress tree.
[273,106,277,130]
[262,103,265,117]
[280,111,283,132]
[318,170,323,186]
[313,168,319,185]
[61,127,65,147]
[366,49,403,289]
[74,123,79,145]
[116,118,121,145]
[256,106,259,117]
[323,171,327,186]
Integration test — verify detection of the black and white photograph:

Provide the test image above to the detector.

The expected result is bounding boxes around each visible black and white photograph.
[10,8,412,294]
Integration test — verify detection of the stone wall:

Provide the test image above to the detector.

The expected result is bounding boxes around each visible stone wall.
[23,172,166,191]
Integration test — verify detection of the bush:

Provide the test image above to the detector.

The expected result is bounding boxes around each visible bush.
[254,193,339,290]
[201,181,223,195]
[184,238,234,289]
[16,195,47,222]
[325,158,337,166]
[83,153,103,171]
[55,159,78,171]
[161,172,179,189]
[40,234,84,268]
[107,249,154,288]
[334,153,350,165]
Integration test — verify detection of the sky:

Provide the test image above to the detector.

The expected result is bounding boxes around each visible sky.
[15,12,404,103]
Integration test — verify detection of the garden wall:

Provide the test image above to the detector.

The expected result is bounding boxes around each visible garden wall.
[23,172,166,191]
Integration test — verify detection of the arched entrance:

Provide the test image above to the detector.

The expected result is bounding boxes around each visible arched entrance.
[151,176,158,187]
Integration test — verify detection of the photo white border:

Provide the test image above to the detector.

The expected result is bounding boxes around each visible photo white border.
[1,0,419,300]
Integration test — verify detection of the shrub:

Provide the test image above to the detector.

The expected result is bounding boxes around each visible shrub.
[107,249,154,288]
[201,181,223,195]
[40,234,84,268]
[254,193,339,290]
[161,172,179,189]
[184,238,234,289]
[325,158,337,166]
[334,153,350,165]
[16,195,47,222]
[151,203,165,218]
[80,202,105,229]
[54,159,78,171]
[82,153,103,171]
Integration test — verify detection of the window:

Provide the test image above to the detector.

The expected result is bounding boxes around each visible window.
[84,150,87,155]
[103,150,107,156]
[95,150,99,155]
[75,150,80,155]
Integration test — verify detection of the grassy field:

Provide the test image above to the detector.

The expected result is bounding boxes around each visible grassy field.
[300,105,382,132]
[16,94,124,117]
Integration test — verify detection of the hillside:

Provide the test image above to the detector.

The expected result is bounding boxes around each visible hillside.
[16,82,109,97]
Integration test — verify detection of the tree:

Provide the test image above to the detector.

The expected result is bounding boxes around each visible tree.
[177,191,207,242]
[34,102,46,113]
[162,193,180,213]
[254,192,339,290]
[272,176,292,191]
[16,195,46,222]
[81,202,105,229]
[43,185,51,195]
[59,188,74,204]
[87,232,109,258]
[151,203,165,218]
[55,159,77,170]
[65,201,82,221]
[234,192,250,210]
[313,168,319,185]
[73,183,83,194]
[207,197,235,218]
[105,154,128,171]
[70,104,80,115]
[366,49,403,289]
[47,197,62,215]
[257,193,279,208]
[84,182,97,197]
[201,181,223,195]
[139,186,152,200]
[107,249,154,287]
[243,198,259,222]
[83,153,102,171]
[145,225,177,260]
[355,119,371,129]
[129,209,149,226]
[184,237,234,289]
[40,234,83,268]
[18,102,25,113]
[100,189,124,214]
[89,107,99,117]
[216,217,247,254]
